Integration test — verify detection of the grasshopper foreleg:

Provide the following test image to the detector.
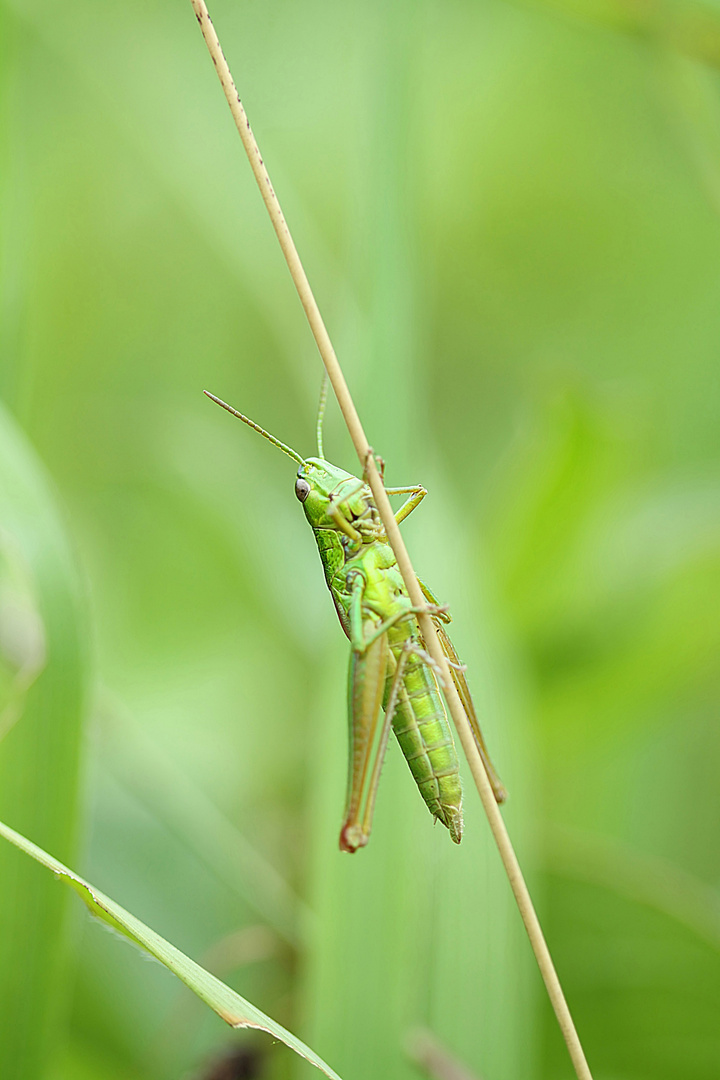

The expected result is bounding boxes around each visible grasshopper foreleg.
[362,447,427,526]
[385,485,427,526]
[327,501,362,544]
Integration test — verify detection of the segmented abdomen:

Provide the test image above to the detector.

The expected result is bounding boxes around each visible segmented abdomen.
[385,619,463,843]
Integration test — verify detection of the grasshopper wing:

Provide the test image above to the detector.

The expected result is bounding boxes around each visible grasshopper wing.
[435,623,507,804]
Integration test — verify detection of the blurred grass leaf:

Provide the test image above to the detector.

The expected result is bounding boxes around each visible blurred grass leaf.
[0,403,88,1079]
[0,818,343,1080]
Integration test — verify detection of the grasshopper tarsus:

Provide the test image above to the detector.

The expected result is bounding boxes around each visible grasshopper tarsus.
[363,446,385,483]
[339,824,368,854]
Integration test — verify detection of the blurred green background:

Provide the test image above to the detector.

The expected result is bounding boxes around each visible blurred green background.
[1,0,719,1077]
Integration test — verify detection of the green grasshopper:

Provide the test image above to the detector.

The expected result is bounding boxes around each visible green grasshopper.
[205,384,506,852]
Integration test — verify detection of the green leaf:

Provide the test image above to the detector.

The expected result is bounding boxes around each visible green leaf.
[0,818,343,1080]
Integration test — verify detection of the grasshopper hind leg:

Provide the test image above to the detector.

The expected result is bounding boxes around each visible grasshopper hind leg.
[340,631,390,853]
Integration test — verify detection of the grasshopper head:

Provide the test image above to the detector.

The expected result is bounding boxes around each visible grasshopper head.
[295,458,361,530]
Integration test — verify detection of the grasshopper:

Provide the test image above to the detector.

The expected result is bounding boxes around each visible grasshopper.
[205,384,506,852]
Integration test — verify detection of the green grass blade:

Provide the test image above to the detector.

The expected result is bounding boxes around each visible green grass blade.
[0,819,343,1080]
[0,402,89,1079]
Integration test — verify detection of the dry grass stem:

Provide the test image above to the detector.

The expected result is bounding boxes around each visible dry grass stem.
[189,3,594,1077]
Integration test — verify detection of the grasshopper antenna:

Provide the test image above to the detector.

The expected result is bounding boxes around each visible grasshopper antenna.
[316,369,329,459]
[204,391,305,465]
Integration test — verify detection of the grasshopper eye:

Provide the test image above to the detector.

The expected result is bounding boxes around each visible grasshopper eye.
[295,477,311,502]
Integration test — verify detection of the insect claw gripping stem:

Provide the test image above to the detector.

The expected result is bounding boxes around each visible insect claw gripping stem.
[445,660,468,674]
[363,447,385,483]
[428,603,450,620]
